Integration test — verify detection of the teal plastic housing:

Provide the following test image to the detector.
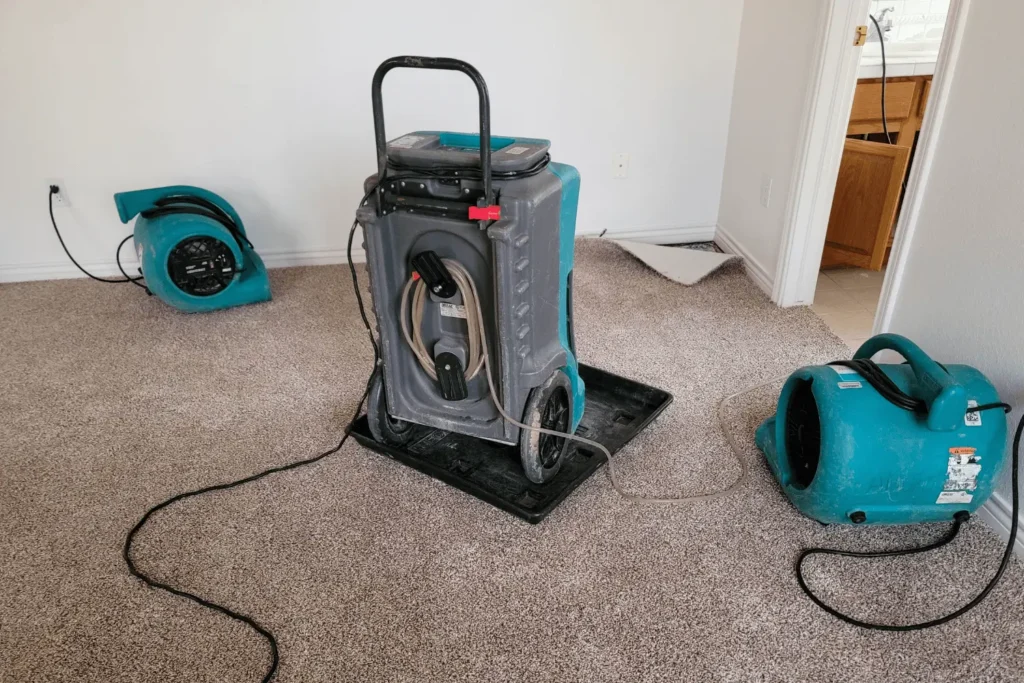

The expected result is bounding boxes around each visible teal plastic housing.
[436,132,516,150]
[114,186,271,314]
[548,161,585,428]
[755,334,1007,525]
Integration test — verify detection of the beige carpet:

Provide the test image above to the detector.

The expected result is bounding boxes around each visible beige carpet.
[2,239,1022,683]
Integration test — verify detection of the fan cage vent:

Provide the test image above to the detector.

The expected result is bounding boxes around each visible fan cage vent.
[167,237,237,297]
[784,378,821,490]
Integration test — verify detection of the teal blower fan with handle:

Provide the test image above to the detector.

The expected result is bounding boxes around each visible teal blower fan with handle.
[756,333,1006,525]
[757,333,1021,631]
[114,186,271,313]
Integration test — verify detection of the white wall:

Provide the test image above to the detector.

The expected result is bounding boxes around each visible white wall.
[884,0,1024,548]
[715,0,829,292]
[0,0,743,282]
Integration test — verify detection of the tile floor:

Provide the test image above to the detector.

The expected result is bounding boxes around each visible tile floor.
[811,268,885,349]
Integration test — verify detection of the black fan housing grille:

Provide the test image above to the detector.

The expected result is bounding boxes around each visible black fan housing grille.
[784,378,821,490]
[167,237,237,297]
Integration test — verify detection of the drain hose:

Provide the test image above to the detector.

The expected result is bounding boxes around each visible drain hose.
[400,258,485,381]
[402,257,782,505]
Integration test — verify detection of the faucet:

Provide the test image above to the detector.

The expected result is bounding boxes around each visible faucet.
[871,7,896,41]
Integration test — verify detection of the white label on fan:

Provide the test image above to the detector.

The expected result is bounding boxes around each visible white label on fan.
[439,303,467,319]
[390,135,424,149]
[937,491,973,504]
[829,365,862,389]
[965,400,982,426]
[945,448,981,491]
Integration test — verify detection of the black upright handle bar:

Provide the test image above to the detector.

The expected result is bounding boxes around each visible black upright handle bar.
[371,56,494,209]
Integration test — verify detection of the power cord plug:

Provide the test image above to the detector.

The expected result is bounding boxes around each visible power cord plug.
[46,185,146,288]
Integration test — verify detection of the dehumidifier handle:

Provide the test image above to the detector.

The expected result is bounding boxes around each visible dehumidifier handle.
[370,56,494,210]
[853,333,967,431]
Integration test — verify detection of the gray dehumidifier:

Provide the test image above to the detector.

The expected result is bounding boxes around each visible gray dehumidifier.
[350,57,671,520]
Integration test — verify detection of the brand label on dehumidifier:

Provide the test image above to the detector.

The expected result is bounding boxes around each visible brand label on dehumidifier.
[439,302,467,319]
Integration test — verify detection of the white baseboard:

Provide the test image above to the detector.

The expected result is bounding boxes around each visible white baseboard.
[977,491,1024,558]
[590,224,717,244]
[713,224,774,296]
[0,260,124,283]
[0,247,368,283]
[0,227,713,284]
[259,247,366,269]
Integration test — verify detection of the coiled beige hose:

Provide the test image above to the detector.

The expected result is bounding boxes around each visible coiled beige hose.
[400,258,485,381]
[402,258,786,504]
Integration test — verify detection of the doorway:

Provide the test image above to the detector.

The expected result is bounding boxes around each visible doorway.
[771,0,971,346]
[813,1,954,348]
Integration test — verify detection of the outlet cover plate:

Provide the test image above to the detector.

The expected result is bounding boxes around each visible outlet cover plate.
[47,179,71,208]
[613,153,630,179]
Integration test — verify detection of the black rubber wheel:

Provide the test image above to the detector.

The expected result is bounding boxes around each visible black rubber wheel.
[367,371,414,446]
[519,370,573,484]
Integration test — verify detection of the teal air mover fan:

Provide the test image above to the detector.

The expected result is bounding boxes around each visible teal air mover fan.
[756,334,1007,525]
[114,186,271,313]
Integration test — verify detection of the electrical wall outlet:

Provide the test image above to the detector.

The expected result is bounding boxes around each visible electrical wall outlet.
[759,174,773,209]
[47,180,71,208]
[613,153,630,179]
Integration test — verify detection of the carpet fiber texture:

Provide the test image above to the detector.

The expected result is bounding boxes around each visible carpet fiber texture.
[2,239,1022,682]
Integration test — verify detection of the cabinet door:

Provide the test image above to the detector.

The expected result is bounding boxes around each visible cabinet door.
[821,139,911,270]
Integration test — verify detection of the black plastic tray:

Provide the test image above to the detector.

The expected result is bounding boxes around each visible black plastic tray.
[350,364,673,523]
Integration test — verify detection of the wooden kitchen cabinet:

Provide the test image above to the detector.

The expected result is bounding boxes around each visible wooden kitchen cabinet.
[820,140,910,269]
[821,75,931,270]
[847,80,917,130]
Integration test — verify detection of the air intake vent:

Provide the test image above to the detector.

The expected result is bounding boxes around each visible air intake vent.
[785,379,821,490]
[167,237,237,297]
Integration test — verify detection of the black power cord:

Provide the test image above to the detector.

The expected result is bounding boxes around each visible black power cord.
[386,152,551,181]
[122,183,393,682]
[141,195,254,252]
[868,14,893,145]
[48,186,142,285]
[797,358,1020,630]
[115,234,152,294]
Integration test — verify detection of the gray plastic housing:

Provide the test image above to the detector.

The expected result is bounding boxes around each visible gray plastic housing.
[358,169,569,446]
[387,131,551,174]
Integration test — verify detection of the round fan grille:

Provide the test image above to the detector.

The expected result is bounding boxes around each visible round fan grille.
[784,379,821,490]
[167,237,237,297]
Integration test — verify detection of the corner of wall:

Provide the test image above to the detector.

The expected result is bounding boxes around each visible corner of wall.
[977,492,1024,558]
[714,223,774,297]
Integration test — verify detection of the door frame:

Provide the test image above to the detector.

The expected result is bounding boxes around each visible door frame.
[771,0,973,327]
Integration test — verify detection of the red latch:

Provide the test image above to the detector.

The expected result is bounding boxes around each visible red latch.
[468,205,501,221]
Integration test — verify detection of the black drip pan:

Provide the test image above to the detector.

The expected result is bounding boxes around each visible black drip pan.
[350,364,673,523]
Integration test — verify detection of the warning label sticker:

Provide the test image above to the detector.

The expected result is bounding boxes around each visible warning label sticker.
[937,491,973,504]
[439,302,467,319]
[942,446,981,499]
[965,399,982,427]
[505,146,530,155]
[829,365,862,389]
[390,135,425,149]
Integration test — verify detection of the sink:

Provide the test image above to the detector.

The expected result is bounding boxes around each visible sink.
[862,40,940,62]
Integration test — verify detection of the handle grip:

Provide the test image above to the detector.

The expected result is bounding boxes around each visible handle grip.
[371,56,493,211]
[854,333,966,431]
[114,185,247,237]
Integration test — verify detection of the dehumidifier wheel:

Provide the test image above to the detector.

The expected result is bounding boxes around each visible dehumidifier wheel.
[367,372,414,446]
[519,370,574,485]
